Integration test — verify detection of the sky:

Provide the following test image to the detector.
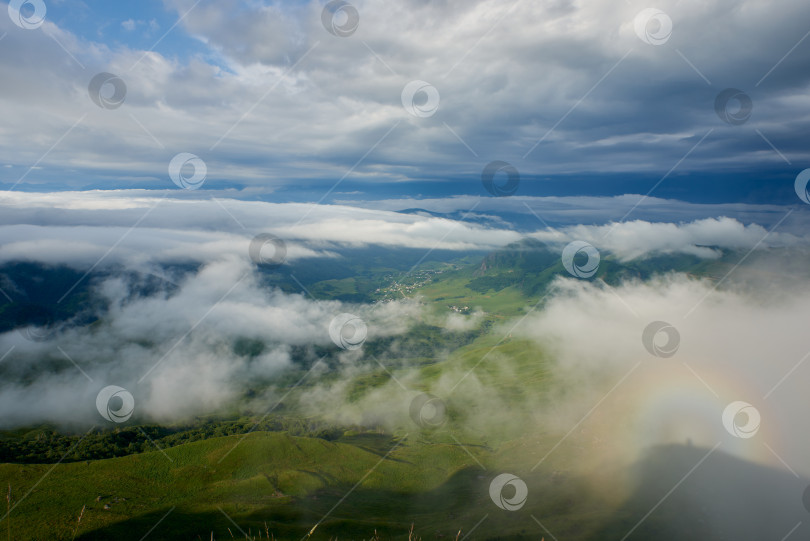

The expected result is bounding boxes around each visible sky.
[0,0,808,205]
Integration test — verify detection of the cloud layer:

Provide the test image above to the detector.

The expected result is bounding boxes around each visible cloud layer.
[0,256,422,426]
[1,191,807,271]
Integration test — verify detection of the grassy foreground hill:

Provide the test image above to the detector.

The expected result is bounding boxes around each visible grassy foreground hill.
[0,428,617,540]
[2,431,464,539]
[4,429,807,540]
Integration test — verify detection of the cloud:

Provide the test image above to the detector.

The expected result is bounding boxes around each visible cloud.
[529,216,804,260]
[442,309,484,332]
[1,0,809,190]
[0,256,423,426]
[509,272,810,477]
[341,193,810,232]
[0,191,806,271]
[0,190,523,269]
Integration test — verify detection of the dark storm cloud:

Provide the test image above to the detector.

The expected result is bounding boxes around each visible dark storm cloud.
[0,0,808,193]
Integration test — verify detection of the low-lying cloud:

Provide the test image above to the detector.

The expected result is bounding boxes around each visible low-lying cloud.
[1,191,807,272]
[508,272,810,477]
[0,256,422,426]
[531,216,804,260]
[0,191,523,270]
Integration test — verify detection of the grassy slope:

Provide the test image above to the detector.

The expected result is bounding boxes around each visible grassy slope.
[1,429,614,540]
[1,432,481,540]
[418,273,529,316]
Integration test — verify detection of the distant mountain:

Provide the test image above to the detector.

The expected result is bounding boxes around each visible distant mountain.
[396,207,534,230]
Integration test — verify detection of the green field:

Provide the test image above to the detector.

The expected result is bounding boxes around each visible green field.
[1,427,620,540]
